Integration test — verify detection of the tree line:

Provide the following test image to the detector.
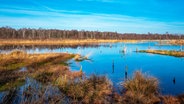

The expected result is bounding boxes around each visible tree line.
[0,27,183,40]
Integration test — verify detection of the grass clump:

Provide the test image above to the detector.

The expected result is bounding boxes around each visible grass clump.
[56,75,112,103]
[122,71,160,104]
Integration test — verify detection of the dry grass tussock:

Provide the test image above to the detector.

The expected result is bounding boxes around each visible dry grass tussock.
[55,74,112,104]
[34,64,83,84]
[122,71,160,104]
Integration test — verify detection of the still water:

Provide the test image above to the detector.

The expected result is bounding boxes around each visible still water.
[1,42,184,95]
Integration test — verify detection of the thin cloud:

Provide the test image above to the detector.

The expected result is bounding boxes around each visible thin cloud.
[0,7,183,34]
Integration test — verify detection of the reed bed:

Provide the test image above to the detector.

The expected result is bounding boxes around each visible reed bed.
[0,39,143,46]
[139,49,184,57]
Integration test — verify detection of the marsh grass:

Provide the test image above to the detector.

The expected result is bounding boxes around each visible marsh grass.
[1,68,184,103]
[0,78,25,91]
[139,50,184,57]
[161,96,180,104]
[0,50,113,103]
[18,78,66,104]
[169,40,184,45]
[1,50,184,103]
[21,86,64,104]
[0,39,141,46]
[55,74,112,103]
[0,50,75,69]
[36,72,54,83]
[0,50,75,92]
[1,88,17,104]
[122,71,160,104]
[0,69,26,91]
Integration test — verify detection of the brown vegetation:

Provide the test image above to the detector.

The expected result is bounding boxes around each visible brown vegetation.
[161,96,180,104]
[0,50,75,70]
[169,40,184,45]
[139,50,184,57]
[56,75,112,103]
[121,71,160,104]
[0,50,76,92]
[0,39,143,46]
[1,50,184,103]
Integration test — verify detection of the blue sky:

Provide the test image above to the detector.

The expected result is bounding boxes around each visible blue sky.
[0,0,184,34]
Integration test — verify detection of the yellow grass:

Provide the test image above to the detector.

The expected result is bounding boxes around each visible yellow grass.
[139,49,184,57]
[169,40,184,45]
[56,74,112,103]
[122,71,160,104]
[0,39,143,46]
[0,50,79,92]
[0,50,75,70]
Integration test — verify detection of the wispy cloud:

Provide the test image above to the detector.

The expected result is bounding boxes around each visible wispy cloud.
[0,7,184,33]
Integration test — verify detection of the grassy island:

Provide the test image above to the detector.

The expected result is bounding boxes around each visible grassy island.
[138,49,184,57]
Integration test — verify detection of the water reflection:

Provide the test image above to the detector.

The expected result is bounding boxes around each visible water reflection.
[112,60,114,73]
[0,44,109,53]
[173,77,176,85]
[125,65,128,80]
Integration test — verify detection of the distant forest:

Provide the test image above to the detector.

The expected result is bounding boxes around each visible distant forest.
[0,27,183,40]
